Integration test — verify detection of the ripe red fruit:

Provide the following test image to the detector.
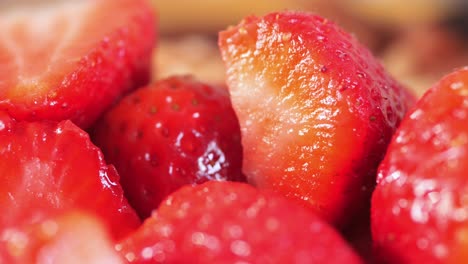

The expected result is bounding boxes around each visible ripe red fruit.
[116,181,363,263]
[0,211,124,264]
[0,0,156,128]
[218,11,414,226]
[372,67,468,263]
[92,75,245,219]
[0,112,140,240]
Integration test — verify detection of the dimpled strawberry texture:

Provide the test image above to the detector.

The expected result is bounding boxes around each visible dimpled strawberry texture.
[0,112,140,241]
[372,68,468,264]
[117,181,363,264]
[92,75,245,219]
[219,11,415,226]
[0,0,156,128]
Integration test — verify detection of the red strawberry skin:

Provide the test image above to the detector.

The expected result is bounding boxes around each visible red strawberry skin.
[92,75,245,219]
[0,112,140,240]
[372,67,468,263]
[0,0,156,128]
[117,181,363,264]
[0,210,124,264]
[218,11,414,226]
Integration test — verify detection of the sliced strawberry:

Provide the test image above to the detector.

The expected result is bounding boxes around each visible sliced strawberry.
[92,75,245,219]
[218,11,414,226]
[117,181,363,263]
[0,210,123,263]
[0,0,156,128]
[372,67,468,263]
[0,112,140,240]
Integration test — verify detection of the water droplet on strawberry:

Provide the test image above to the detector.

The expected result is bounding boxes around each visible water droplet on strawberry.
[197,141,226,179]
[144,152,159,167]
[316,35,326,42]
[230,240,251,257]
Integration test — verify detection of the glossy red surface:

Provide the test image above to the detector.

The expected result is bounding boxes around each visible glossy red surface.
[372,67,468,263]
[117,181,363,263]
[0,113,140,241]
[92,75,245,219]
[0,0,156,128]
[219,11,414,226]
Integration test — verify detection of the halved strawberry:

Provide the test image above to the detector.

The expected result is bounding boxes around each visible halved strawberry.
[372,67,468,263]
[219,11,414,226]
[92,75,245,219]
[0,112,140,240]
[0,210,124,263]
[0,0,156,128]
[117,181,363,263]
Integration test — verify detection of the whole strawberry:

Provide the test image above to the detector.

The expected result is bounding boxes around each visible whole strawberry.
[92,75,245,218]
[117,181,363,264]
[0,0,156,128]
[372,67,468,264]
[219,11,414,226]
[0,112,140,240]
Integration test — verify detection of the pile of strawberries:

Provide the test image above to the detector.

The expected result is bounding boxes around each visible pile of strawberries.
[1,0,467,263]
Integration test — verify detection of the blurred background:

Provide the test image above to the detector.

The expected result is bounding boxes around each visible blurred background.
[151,0,468,97]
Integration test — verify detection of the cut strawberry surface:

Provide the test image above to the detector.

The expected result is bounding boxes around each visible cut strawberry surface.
[372,67,468,263]
[0,113,140,240]
[0,0,156,128]
[219,11,414,226]
[117,181,363,263]
[0,210,124,264]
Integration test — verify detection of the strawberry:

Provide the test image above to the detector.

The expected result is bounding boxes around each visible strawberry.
[218,11,414,226]
[0,0,156,128]
[92,75,245,219]
[0,210,124,264]
[116,181,363,263]
[372,67,468,263]
[0,112,140,240]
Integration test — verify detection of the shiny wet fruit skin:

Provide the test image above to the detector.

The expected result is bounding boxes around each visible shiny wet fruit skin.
[92,75,246,219]
[116,181,363,264]
[372,67,468,264]
[219,11,415,226]
[0,112,141,240]
[0,0,156,128]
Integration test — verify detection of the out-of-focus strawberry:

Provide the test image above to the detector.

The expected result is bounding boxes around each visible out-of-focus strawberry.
[0,210,124,264]
[117,181,363,263]
[372,67,468,263]
[0,0,156,128]
[0,112,140,240]
[92,75,245,218]
[218,11,414,226]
